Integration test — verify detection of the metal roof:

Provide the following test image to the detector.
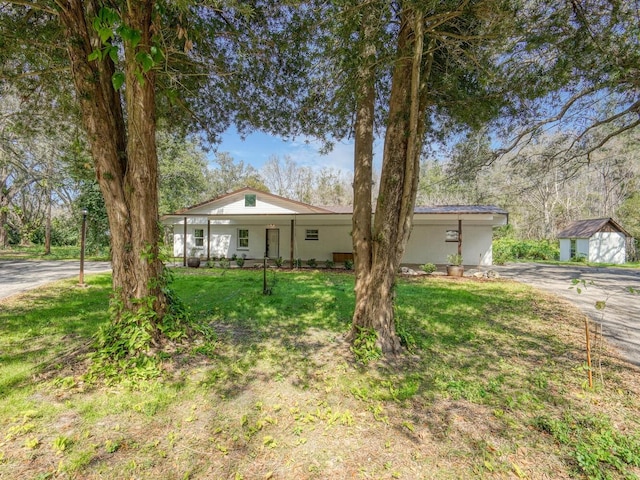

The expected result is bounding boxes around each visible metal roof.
[318,205,508,215]
[557,218,631,238]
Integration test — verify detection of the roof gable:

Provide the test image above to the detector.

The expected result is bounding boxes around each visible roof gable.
[174,187,331,215]
[557,218,631,238]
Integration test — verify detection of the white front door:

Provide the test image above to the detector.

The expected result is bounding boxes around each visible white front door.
[266,229,279,259]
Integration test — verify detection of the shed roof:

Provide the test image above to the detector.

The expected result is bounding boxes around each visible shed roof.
[557,218,631,238]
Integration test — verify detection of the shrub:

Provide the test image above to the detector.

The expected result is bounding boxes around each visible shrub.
[306,258,317,268]
[493,237,560,262]
[274,257,284,268]
[235,256,245,267]
[446,254,463,266]
[570,254,587,263]
[344,259,353,270]
[324,259,335,269]
[421,262,436,274]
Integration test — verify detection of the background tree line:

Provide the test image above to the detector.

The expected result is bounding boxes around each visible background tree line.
[4,116,637,259]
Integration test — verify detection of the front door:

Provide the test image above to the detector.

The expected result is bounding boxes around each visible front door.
[266,229,279,259]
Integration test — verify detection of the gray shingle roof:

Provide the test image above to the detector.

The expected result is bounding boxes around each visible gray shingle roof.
[557,218,631,238]
[319,205,508,215]
[413,205,508,215]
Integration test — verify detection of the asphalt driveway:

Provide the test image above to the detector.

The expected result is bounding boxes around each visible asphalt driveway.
[0,260,111,301]
[493,263,640,366]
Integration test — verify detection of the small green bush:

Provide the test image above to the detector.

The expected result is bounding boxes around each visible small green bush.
[344,259,354,270]
[446,254,463,266]
[306,258,317,268]
[324,259,335,269]
[421,262,436,274]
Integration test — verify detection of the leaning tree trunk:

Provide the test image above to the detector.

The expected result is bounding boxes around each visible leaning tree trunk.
[58,0,168,337]
[350,7,429,355]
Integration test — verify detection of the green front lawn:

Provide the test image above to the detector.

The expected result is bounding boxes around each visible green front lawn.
[1,269,639,479]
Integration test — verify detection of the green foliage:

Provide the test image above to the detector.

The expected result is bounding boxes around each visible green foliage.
[89,267,191,382]
[343,259,353,270]
[446,254,463,266]
[421,262,436,274]
[74,181,111,253]
[324,259,335,269]
[533,413,640,479]
[52,435,72,454]
[29,216,78,247]
[306,258,317,268]
[2,269,640,478]
[274,257,284,268]
[236,256,245,267]
[157,130,210,214]
[493,237,560,263]
[351,327,382,365]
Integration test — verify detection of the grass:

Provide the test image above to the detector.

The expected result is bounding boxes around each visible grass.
[1,268,639,479]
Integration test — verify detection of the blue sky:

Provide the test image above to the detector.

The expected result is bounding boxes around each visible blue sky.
[212,127,385,174]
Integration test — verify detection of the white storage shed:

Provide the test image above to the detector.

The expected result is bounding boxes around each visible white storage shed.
[557,218,631,264]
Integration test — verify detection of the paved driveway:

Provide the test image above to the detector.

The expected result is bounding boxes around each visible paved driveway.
[493,263,640,366]
[0,260,111,301]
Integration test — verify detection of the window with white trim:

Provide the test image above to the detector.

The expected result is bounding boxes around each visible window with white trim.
[194,228,204,247]
[305,229,319,241]
[238,229,249,249]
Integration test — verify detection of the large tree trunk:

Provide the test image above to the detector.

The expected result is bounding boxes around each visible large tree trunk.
[350,7,429,356]
[58,0,167,337]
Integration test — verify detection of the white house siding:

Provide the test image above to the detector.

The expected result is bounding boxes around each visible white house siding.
[173,217,500,265]
[174,220,295,260]
[404,223,493,266]
[294,225,352,262]
[165,190,508,266]
[188,191,319,215]
[589,231,626,264]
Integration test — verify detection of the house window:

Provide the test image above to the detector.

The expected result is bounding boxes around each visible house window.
[245,194,256,207]
[238,229,249,249]
[305,229,319,241]
[570,239,576,258]
[194,228,204,247]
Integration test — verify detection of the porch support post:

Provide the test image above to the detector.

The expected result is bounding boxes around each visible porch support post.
[290,218,295,269]
[207,218,211,260]
[183,216,187,267]
[458,219,463,258]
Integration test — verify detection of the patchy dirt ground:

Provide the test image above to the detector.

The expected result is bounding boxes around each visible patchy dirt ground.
[1,276,640,479]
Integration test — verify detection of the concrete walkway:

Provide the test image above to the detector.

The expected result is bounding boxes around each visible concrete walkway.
[0,260,111,301]
[492,263,640,366]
